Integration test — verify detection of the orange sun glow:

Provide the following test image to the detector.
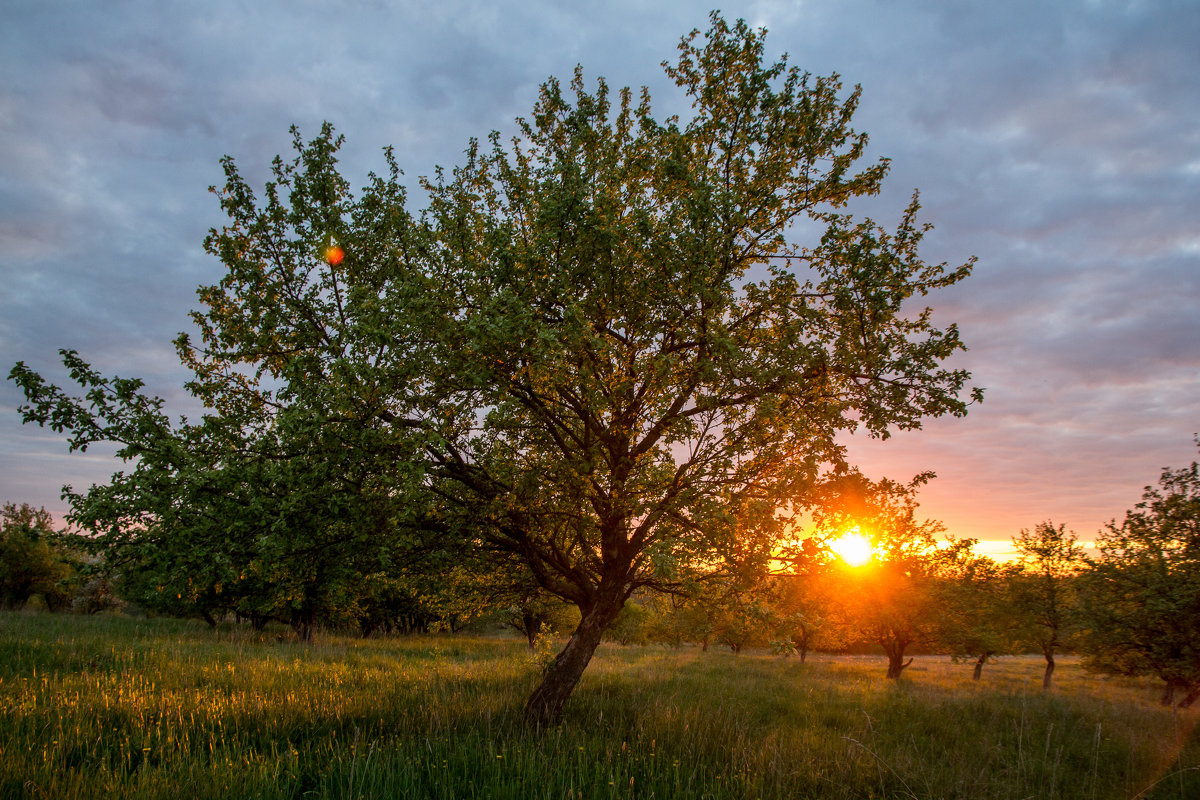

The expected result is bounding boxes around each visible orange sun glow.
[831,529,873,566]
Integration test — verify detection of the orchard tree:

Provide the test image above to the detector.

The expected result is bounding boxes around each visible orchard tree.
[0,503,79,611]
[709,583,773,654]
[1008,521,1089,690]
[938,552,1012,680]
[772,536,841,662]
[420,553,579,647]
[1083,457,1200,706]
[643,588,719,649]
[813,472,970,679]
[424,14,978,721]
[11,13,980,724]
[10,124,437,638]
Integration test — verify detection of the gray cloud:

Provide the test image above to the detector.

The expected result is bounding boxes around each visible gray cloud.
[2,0,1197,549]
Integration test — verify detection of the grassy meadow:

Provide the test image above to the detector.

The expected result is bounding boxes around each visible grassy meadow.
[1,612,1197,799]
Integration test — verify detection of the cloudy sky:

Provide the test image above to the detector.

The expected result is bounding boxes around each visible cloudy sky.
[2,0,1197,556]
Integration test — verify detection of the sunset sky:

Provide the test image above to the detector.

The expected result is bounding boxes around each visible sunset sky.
[2,0,1197,558]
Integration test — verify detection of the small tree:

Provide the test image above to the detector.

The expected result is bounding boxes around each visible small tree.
[712,590,775,654]
[814,472,966,679]
[772,536,841,662]
[645,591,716,649]
[1082,457,1200,706]
[938,551,1013,679]
[0,503,79,612]
[1008,521,1088,690]
[421,555,578,647]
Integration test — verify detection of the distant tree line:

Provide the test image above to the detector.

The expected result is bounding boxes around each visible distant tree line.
[6,443,1198,707]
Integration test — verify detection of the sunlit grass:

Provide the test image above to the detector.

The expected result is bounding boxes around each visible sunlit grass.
[2,611,1197,799]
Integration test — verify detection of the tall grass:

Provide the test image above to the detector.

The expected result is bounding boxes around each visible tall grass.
[1,611,1196,799]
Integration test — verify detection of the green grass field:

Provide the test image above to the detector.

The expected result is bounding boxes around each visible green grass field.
[1,612,1197,799]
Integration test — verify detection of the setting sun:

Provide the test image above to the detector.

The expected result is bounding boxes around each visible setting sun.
[831,530,874,567]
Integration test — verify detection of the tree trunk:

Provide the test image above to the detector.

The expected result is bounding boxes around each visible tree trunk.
[1161,679,1184,706]
[886,654,913,679]
[973,653,987,681]
[1042,650,1055,691]
[522,611,542,651]
[883,640,912,679]
[523,594,624,726]
[797,625,811,664]
[291,605,315,642]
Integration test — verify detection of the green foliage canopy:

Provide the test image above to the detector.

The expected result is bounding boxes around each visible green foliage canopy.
[0,502,79,611]
[1008,520,1089,690]
[806,472,974,678]
[1083,455,1200,706]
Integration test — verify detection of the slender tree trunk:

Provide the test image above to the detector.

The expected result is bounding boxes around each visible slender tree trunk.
[1042,649,1055,691]
[973,653,987,681]
[523,612,542,651]
[292,604,315,642]
[523,593,624,726]
[799,624,813,664]
[883,640,912,679]
[886,654,913,679]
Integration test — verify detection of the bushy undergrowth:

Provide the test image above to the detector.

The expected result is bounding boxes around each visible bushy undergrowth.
[1,612,1196,799]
